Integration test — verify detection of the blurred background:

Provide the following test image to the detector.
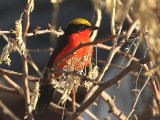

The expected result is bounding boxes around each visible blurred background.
[0,0,157,120]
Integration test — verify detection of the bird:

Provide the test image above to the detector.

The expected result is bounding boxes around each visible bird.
[34,18,99,115]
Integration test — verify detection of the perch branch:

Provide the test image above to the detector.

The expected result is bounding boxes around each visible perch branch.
[53,34,123,67]
[66,57,151,120]
[0,28,64,37]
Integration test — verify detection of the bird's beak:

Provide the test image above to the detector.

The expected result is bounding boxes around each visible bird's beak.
[90,26,99,30]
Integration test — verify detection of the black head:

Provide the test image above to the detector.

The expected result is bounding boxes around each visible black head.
[64,18,99,35]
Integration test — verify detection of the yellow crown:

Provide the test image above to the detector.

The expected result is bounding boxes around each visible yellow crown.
[69,18,92,26]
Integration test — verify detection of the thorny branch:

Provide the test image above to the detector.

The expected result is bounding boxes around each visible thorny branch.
[82,19,140,103]
[101,91,127,120]
[22,0,34,119]
[0,28,64,37]
[66,57,151,120]
[126,77,150,120]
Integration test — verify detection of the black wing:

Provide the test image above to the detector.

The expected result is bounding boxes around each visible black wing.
[34,34,68,115]
[47,34,68,68]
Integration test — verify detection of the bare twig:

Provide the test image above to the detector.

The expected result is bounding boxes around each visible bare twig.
[116,0,134,36]
[0,84,18,94]
[22,0,34,39]
[49,103,84,120]
[82,37,126,102]
[28,28,64,37]
[82,20,140,103]
[27,54,42,77]
[90,7,102,41]
[143,65,160,113]
[126,77,150,120]
[125,21,141,67]
[0,29,42,79]
[144,38,160,112]
[22,0,34,119]
[97,43,139,62]
[56,89,99,120]
[0,29,64,37]
[0,68,39,81]
[101,91,127,120]
[111,0,116,36]
[125,20,140,40]
[117,0,133,24]
[0,100,20,120]
[66,57,151,120]
[1,74,24,96]
[27,48,53,53]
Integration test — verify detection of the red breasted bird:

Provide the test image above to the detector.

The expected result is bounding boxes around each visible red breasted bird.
[34,18,99,114]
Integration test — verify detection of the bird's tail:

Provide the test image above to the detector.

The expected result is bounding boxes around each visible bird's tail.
[34,84,54,115]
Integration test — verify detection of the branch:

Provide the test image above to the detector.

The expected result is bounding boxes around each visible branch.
[111,0,116,38]
[82,37,126,102]
[143,64,160,112]
[83,20,141,102]
[49,103,84,120]
[0,28,64,37]
[27,48,53,53]
[66,57,151,120]
[101,91,127,120]
[1,74,24,96]
[117,0,133,24]
[56,89,99,120]
[90,7,102,41]
[116,0,134,36]
[126,77,150,120]
[22,0,34,39]
[22,0,34,119]
[0,84,18,94]
[0,100,20,120]
[0,68,39,81]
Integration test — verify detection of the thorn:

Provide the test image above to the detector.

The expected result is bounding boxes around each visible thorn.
[116,81,121,88]
[111,96,116,101]
[108,108,113,113]
[58,27,62,32]
[33,26,41,35]
[48,23,52,29]
[134,114,138,120]
[10,29,14,33]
